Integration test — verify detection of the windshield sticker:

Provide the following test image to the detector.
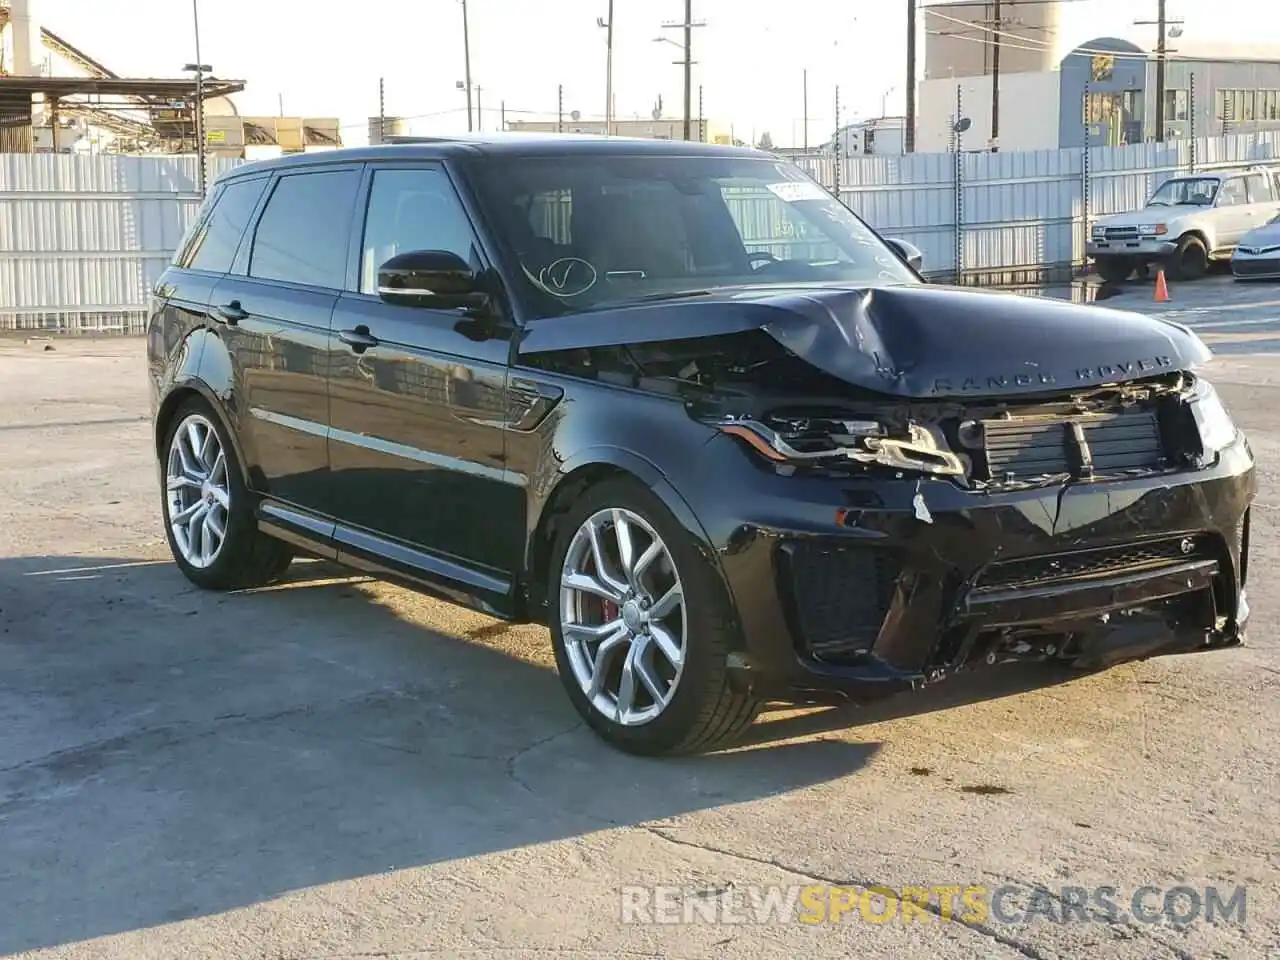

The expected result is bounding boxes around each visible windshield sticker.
[766,181,829,203]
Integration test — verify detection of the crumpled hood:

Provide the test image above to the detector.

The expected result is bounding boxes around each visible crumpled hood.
[518,283,1212,399]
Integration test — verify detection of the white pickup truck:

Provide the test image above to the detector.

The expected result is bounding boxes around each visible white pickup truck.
[1087,165,1280,282]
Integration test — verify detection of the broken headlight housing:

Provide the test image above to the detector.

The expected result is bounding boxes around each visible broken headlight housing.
[709,414,965,477]
[1188,379,1238,456]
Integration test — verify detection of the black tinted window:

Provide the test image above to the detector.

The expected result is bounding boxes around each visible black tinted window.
[359,168,477,293]
[185,177,266,273]
[250,169,360,288]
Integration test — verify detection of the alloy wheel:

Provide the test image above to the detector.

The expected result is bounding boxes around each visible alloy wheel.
[165,413,231,569]
[559,508,687,726]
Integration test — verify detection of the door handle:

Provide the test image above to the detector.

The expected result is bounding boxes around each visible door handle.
[213,300,248,325]
[338,325,379,353]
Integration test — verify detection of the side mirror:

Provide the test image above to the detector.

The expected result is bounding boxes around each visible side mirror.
[377,249,479,308]
[886,237,924,272]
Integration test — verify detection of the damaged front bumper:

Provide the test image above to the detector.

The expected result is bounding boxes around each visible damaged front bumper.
[692,431,1256,703]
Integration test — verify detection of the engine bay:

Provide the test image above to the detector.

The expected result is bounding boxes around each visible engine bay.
[523,331,1203,487]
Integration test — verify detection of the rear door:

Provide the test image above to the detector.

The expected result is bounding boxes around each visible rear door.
[210,164,362,516]
[1245,172,1280,226]
[1213,176,1254,249]
[326,162,521,600]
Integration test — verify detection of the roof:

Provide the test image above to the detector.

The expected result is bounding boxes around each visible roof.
[224,133,769,178]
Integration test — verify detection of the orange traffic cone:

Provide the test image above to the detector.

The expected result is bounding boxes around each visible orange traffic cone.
[1154,269,1171,303]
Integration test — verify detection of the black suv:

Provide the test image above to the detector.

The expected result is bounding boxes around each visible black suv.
[148,135,1255,756]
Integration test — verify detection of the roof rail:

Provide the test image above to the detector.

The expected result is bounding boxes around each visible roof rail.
[380,135,461,144]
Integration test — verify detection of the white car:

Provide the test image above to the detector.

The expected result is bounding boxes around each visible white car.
[1231,211,1280,280]
[1088,165,1280,283]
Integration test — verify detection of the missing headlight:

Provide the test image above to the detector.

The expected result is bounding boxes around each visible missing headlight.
[1188,379,1238,457]
[711,414,965,477]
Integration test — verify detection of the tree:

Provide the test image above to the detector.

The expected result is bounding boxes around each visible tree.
[756,131,775,150]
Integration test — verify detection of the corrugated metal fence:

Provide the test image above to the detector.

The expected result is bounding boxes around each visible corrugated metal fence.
[0,155,239,334]
[2,132,1279,334]
[796,129,1280,283]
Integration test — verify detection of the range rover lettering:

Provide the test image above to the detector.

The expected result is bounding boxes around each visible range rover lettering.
[148,135,1255,756]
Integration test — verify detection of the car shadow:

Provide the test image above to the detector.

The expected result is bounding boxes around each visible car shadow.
[1,553,883,954]
[0,552,1116,953]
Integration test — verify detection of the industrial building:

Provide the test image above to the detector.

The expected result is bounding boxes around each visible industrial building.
[0,0,340,157]
[918,1,1280,152]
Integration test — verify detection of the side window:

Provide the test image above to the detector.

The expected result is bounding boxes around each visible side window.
[249,169,361,289]
[359,167,478,294]
[184,178,267,273]
[173,183,223,266]
[1218,178,1248,207]
[1246,174,1272,203]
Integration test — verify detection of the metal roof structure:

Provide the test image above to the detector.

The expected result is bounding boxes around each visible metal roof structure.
[0,75,245,100]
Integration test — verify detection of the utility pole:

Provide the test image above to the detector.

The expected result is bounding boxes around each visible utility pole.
[660,4,703,141]
[680,0,691,140]
[1155,0,1166,141]
[833,85,841,198]
[476,85,483,132]
[557,84,564,132]
[1136,0,1180,142]
[990,0,1000,150]
[378,77,385,144]
[905,0,917,153]
[698,84,704,141]
[601,0,615,135]
[461,0,474,132]
[802,68,809,151]
[500,99,506,132]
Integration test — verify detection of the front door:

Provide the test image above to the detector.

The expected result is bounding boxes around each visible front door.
[326,163,522,601]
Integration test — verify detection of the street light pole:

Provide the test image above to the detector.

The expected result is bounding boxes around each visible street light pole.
[192,0,205,195]
[461,0,474,132]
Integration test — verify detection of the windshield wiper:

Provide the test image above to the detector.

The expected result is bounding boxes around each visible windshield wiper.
[631,289,716,304]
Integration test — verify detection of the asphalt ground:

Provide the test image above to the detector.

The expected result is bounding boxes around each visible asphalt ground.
[2,277,1279,959]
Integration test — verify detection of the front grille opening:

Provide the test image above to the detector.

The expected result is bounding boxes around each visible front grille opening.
[1233,259,1280,278]
[781,542,901,658]
[979,408,1166,482]
[974,536,1210,592]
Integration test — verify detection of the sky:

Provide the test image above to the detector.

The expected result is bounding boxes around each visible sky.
[34,0,1278,148]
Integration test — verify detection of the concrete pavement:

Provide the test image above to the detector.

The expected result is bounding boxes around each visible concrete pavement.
[1,315,1278,959]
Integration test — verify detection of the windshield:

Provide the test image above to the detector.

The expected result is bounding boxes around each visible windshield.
[465,155,918,316]
[1148,177,1219,206]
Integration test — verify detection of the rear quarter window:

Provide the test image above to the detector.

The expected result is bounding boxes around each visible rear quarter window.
[182,177,269,274]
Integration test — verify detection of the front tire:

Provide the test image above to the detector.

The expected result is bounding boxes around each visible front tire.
[547,478,761,756]
[161,397,293,590]
[1168,235,1207,281]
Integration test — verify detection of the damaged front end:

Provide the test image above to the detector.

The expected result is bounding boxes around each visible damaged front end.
[519,286,1253,701]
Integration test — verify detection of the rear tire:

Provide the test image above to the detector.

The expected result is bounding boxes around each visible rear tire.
[547,477,761,756]
[1168,235,1207,281]
[160,397,293,591]
[1094,256,1132,284]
